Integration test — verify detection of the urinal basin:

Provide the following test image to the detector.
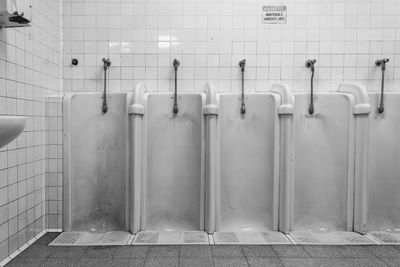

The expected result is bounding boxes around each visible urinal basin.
[0,116,25,149]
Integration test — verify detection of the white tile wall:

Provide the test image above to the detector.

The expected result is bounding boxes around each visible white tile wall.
[0,0,62,262]
[45,95,63,230]
[1,1,400,261]
[62,0,400,93]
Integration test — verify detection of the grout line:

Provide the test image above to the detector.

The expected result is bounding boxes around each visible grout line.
[208,234,214,245]
[128,234,135,245]
[365,233,382,245]
[286,234,297,245]
[177,240,181,267]
[241,245,250,266]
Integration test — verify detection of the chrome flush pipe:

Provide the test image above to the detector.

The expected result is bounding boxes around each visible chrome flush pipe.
[239,59,246,114]
[102,58,111,114]
[306,59,317,115]
[172,58,180,114]
[375,58,389,113]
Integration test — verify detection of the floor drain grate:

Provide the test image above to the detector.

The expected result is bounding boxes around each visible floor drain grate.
[183,231,209,244]
[100,232,131,245]
[49,232,84,245]
[338,232,372,244]
[370,231,400,244]
[49,231,131,246]
[290,231,375,245]
[261,232,293,244]
[290,232,320,244]
[213,231,291,245]
[132,231,209,245]
[213,232,239,244]
[134,232,160,244]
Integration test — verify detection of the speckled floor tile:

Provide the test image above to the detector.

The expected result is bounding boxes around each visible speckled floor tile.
[272,245,310,258]
[247,257,283,267]
[213,257,249,267]
[241,245,277,258]
[212,246,244,258]
[302,245,343,258]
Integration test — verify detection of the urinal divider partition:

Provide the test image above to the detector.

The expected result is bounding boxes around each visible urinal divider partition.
[62,93,72,231]
[129,83,146,234]
[338,82,372,235]
[204,83,219,233]
[271,82,295,234]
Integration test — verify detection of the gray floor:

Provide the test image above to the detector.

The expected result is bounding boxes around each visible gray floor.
[5,233,400,267]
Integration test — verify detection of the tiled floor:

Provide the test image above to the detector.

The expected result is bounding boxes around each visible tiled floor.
[5,233,400,267]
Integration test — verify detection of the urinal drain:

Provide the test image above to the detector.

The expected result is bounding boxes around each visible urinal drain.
[290,231,374,245]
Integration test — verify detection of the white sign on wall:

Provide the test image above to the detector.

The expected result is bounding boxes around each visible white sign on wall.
[262,5,287,24]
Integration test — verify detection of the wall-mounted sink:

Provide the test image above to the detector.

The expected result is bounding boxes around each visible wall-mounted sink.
[0,116,25,149]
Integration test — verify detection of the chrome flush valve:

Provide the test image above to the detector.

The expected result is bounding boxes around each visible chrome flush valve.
[172,58,180,114]
[376,58,389,113]
[239,59,246,114]
[239,59,246,72]
[173,58,180,71]
[103,58,112,70]
[306,59,317,115]
[375,58,389,70]
[306,59,316,71]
